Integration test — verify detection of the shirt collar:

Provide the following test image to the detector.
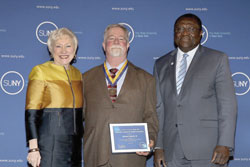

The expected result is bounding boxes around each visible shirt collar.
[177,45,200,60]
[106,59,127,71]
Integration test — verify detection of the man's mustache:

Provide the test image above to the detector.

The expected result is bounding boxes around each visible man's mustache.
[111,45,123,50]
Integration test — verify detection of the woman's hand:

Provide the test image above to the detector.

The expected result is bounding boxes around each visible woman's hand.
[27,139,41,166]
[27,151,41,167]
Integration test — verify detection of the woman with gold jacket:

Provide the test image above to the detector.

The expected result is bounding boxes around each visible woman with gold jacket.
[25,28,83,167]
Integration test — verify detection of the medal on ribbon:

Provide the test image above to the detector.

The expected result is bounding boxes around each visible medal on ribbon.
[103,60,128,87]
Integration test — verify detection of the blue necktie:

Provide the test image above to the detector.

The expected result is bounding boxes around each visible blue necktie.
[176,54,188,94]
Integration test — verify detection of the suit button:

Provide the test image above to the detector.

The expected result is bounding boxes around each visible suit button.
[175,124,178,127]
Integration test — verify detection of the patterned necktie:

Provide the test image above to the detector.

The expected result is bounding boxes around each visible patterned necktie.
[176,54,189,94]
[108,68,118,102]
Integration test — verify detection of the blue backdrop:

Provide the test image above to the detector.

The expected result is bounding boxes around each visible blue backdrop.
[1,0,250,166]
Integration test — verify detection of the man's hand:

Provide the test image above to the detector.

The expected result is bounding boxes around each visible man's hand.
[27,151,41,167]
[136,140,154,156]
[154,149,166,167]
[211,145,230,165]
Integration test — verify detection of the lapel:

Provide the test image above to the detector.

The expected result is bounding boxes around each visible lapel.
[160,49,178,96]
[117,61,135,101]
[96,64,112,101]
[168,50,178,95]
[179,45,203,95]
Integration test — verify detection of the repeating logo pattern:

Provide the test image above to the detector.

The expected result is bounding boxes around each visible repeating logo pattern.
[232,72,250,96]
[0,71,25,95]
[119,23,135,43]
[36,21,58,45]
[201,25,208,45]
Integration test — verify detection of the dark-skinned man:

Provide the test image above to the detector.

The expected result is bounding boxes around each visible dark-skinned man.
[153,13,237,167]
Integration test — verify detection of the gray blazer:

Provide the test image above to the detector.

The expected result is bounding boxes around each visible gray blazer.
[154,45,237,161]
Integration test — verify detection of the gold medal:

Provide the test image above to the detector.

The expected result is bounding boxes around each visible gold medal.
[108,88,117,96]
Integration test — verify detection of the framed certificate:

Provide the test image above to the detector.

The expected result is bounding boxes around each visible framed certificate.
[109,123,150,153]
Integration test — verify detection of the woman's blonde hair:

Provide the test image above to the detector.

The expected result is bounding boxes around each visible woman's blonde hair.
[47,28,78,54]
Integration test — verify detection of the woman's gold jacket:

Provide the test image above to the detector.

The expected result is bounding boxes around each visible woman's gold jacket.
[25,61,83,142]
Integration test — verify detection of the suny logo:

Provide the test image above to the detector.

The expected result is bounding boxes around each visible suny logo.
[232,72,250,96]
[119,23,135,43]
[0,71,25,95]
[36,21,58,45]
[201,25,208,45]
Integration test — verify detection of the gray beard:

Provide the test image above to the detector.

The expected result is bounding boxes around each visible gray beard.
[110,48,123,57]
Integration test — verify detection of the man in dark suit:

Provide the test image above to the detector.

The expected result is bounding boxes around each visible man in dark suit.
[153,13,237,167]
[82,24,158,167]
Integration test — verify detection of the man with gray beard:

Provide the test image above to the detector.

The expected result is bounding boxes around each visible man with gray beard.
[82,24,158,167]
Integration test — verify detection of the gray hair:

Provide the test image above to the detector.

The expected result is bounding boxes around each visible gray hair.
[103,24,129,42]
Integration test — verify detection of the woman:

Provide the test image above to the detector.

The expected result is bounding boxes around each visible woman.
[25,28,83,167]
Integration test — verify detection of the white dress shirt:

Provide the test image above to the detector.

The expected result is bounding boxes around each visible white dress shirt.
[175,45,199,84]
[105,60,128,96]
